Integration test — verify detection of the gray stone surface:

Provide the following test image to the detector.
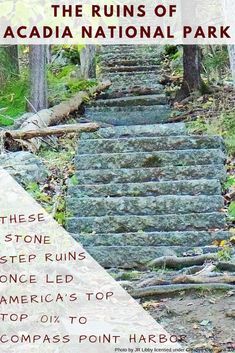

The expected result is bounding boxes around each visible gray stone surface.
[85,105,170,125]
[80,123,187,139]
[66,44,228,269]
[78,246,220,268]
[70,180,221,198]
[101,65,161,73]
[75,149,225,170]
[90,94,167,107]
[68,195,223,217]
[76,165,226,184]
[78,135,224,154]
[0,151,47,185]
[72,230,230,247]
[67,212,226,234]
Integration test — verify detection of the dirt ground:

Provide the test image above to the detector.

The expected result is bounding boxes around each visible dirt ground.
[142,289,235,353]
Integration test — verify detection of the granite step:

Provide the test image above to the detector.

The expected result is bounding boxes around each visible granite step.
[85,105,171,125]
[75,149,225,170]
[90,94,167,107]
[99,45,162,54]
[98,53,162,64]
[67,212,227,234]
[80,123,187,139]
[68,195,224,217]
[100,86,164,98]
[105,76,163,87]
[73,230,230,247]
[69,180,222,198]
[101,65,161,73]
[76,165,226,184]
[78,136,224,154]
[78,246,222,268]
[100,59,160,67]
[100,72,163,81]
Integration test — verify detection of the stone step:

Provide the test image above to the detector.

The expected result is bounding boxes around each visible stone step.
[68,195,224,217]
[80,123,187,139]
[105,76,163,87]
[78,136,224,154]
[99,45,161,54]
[67,212,227,234]
[69,179,221,198]
[98,53,161,64]
[76,165,226,184]
[90,94,167,107]
[100,72,163,82]
[101,65,161,73]
[77,246,221,268]
[100,59,160,67]
[85,105,170,125]
[73,230,230,247]
[75,149,225,170]
[100,86,163,99]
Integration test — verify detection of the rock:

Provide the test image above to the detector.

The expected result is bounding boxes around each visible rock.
[12,113,34,129]
[0,152,48,185]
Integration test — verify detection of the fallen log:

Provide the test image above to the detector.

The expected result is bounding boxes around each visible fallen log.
[129,283,234,298]
[4,123,99,141]
[3,80,110,152]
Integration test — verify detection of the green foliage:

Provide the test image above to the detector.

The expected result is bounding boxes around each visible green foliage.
[217,245,233,261]
[70,174,79,186]
[26,182,51,203]
[0,73,28,126]
[164,45,179,58]
[187,111,235,156]
[48,64,97,105]
[202,46,229,83]
[52,45,85,64]
[228,201,235,221]
[224,176,235,189]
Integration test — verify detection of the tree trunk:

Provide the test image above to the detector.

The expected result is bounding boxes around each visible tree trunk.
[176,45,203,101]
[29,45,48,112]
[0,45,19,85]
[80,45,96,79]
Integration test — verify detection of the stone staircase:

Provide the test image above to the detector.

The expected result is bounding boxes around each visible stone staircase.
[67,45,229,269]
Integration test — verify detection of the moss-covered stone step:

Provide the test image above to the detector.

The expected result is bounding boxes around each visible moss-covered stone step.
[78,136,224,154]
[99,45,162,54]
[100,86,164,99]
[98,52,162,64]
[73,230,230,247]
[90,94,167,107]
[85,105,170,125]
[105,76,163,87]
[69,180,221,198]
[67,212,226,234]
[80,245,221,268]
[100,72,163,82]
[80,123,187,139]
[75,149,225,170]
[76,165,226,184]
[101,65,161,73]
[68,195,223,217]
[100,58,160,67]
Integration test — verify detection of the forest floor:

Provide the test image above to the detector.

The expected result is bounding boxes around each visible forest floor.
[146,289,235,352]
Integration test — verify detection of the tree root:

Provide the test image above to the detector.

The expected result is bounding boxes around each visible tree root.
[129,283,234,298]
[148,254,235,271]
